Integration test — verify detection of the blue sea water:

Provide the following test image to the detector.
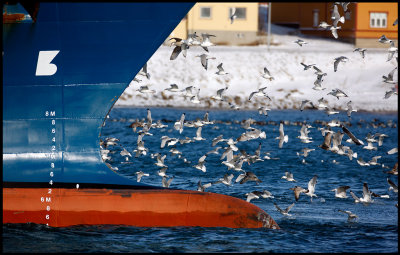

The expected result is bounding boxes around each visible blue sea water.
[3,107,398,253]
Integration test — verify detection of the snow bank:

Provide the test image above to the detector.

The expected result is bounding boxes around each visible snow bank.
[116,27,398,112]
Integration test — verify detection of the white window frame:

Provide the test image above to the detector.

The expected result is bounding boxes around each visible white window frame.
[200,6,212,19]
[370,12,387,28]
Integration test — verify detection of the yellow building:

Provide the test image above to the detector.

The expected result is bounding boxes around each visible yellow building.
[271,2,398,48]
[167,3,261,46]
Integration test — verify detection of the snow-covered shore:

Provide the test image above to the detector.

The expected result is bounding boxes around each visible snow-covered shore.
[116,27,398,112]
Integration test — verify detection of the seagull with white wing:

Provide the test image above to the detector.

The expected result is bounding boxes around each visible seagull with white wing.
[333,56,348,72]
[275,121,289,148]
[331,4,345,27]
[368,156,381,166]
[294,39,308,46]
[230,7,237,24]
[199,33,216,52]
[258,106,271,116]
[137,85,155,94]
[193,154,207,172]
[162,176,174,188]
[382,67,397,84]
[337,209,358,222]
[193,126,206,141]
[174,113,185,134]
[215,63,229,75]
[261,67,275,81]
[346,101,357,117]
[300,62,316,70]
[331,185,351,198]
[304,175,318,201]
[135,171,149,182]
[318,21,332,29]
[197,180,212,192]
[213,173,234,186]
[196,53,216,70]
[281,171,296,182]
[327,88,348,100]
[313,66,327,76]
[210,87,228,101]
[300,100,315,111]
[248,87,270,101]
[387,178,398,193]
[164,84,181,93]
[274,203,295,216]
[387,41,398,61]
[353,48,367,59]
[384,87,398,99]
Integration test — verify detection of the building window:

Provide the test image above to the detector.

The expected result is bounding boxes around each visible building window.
[200,7,211,19]
[313,9,319,27]
[345,11,351,20]
[370,12,387,28]
[230,7,246,20]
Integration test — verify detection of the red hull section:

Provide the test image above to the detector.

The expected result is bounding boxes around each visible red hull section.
[3,188,280,229]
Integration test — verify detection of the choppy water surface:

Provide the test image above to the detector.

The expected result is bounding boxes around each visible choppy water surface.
[3,107,398,253]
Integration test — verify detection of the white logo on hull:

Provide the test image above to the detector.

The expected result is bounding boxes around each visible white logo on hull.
[35,50,60,76]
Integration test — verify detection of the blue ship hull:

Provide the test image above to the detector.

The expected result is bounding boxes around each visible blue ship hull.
[3,2,193,187]
[3,2,279,229]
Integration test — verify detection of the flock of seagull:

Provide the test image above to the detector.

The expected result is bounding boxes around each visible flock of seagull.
[101,2,398,222]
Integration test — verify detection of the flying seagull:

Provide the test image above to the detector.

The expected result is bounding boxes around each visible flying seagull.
[262,67,275,81]
[215,63,229,75]
[337,209,358,222]
[300,62,316,70]
[290,186,307,201]
[281,171,296,182]
[276,121,289,148]
[353,48,367,58]
[332,4,345,27]
[196,54,216,70]
[304,175,318,201]
[331,185,350,198]
[274,202,295,216]
[230,7,237,24]
[294,39,308,46]
[333,56,348,72]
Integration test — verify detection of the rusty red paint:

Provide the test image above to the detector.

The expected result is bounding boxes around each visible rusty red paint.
[3,188,279,229]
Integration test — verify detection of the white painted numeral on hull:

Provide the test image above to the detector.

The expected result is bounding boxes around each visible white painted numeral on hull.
[35,50,60,76]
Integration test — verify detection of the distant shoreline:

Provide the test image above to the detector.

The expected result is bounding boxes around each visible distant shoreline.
[113,105,398,115]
